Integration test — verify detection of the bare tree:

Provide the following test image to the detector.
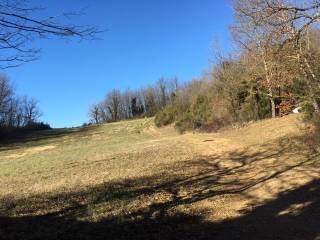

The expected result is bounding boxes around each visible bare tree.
[103,89,122,122]
[166,77,179,104]
[89,104,100,124]
[121,89,133,119]
[0,1,99,68]
[232,0,285,117]
[97,102,110,122]
[157,78,167,108]
[0,75,12,117]
[22,96,41,125]
[142,86,158,117]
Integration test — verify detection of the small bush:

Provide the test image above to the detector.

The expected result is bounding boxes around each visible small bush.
[174,112,193,133]
[302,101,316,121]
[161,95,215,133]
[191,95,212,127]
[239,94,271,122]
[154,106,176,127]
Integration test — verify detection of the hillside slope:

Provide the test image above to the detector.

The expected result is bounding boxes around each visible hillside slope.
[1,115,319,240]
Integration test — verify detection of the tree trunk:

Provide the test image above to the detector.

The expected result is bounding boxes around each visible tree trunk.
[270,97,276,118]
[262,56,276,118]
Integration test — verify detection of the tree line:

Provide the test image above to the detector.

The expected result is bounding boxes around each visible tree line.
[0,75,47,133]
[89,78,179,124]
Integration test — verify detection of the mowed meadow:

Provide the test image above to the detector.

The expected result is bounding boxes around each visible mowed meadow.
[1,114,320,240]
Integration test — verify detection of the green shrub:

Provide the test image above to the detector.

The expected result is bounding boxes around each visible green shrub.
[154,106,176,127]
[239,94,271,122]
[257,95,272,119]
[174,111,193,133]
[302,101,316,121]
[154,95,213,133]
[173,96,213,133]
[189,95,212,129]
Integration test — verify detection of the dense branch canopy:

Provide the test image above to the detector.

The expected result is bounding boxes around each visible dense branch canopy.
[233,0,320,44]
[0,1,99,69]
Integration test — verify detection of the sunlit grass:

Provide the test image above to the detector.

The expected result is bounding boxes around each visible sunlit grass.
[1,115,319,239]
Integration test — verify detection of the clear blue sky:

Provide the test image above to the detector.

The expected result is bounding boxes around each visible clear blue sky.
[6,0,234,128]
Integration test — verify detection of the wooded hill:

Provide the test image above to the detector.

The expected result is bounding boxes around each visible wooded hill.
[89,0,320,133]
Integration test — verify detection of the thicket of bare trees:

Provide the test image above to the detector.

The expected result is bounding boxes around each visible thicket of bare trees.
[89,78,179,123]
[0,75,45,131]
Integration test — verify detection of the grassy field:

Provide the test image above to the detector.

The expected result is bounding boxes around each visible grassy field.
[1,115,320,240]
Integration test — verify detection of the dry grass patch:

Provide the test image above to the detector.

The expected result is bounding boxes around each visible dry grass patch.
[0,115,319,240]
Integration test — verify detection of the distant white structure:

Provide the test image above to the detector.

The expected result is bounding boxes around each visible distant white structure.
[292,107,302,114]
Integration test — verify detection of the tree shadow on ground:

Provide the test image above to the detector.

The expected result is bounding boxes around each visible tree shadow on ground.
[0,125,98,152]
[215,179,320,240]
[1,180,319,240]
[1,137,320,240]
